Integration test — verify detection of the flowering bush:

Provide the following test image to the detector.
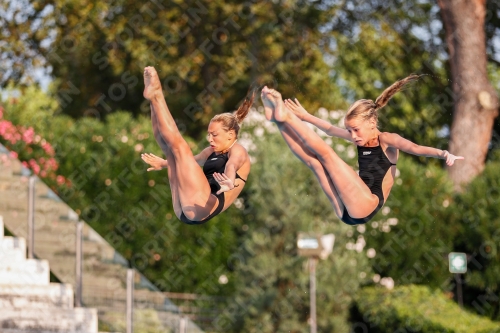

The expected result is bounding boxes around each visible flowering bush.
[0,105,69,188]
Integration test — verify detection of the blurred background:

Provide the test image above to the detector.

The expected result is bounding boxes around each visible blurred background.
[0,0,499,332]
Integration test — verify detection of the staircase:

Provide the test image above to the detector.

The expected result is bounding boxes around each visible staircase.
[0,144,203,332]
[0,216,98,332]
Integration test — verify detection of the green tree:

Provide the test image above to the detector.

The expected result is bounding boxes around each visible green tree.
[1,0,338,137]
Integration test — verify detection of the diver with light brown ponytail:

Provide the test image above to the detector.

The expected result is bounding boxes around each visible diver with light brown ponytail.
[261,75,463,225]
[141,66,252,225]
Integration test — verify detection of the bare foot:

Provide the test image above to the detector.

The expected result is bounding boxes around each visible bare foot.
[260,86,288,122]
[260,86,275,121]
[143,66,162,100]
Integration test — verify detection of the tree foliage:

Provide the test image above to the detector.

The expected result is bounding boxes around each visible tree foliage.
[6,0,499,142]
[361,157,500,321]
[1,0,339,137]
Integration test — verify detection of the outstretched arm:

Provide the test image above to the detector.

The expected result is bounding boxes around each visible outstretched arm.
[381,132,464,166]
[284,98,352,142]
[142,147,213,171]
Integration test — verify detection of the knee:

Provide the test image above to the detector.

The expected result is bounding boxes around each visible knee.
[316,149,338,166]
[170,140,191,156]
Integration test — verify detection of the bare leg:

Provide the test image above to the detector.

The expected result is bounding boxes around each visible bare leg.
[150,106,183,219]
[261,87,378,218]
[144,67,217,221]
[261,92,343,216]
[277,122,344,217]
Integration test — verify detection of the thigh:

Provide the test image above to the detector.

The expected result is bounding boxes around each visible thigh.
[319,150,379,218]
[170,143,218,221]
[151,106,216,220]
[162,149,183,220]
[279,123,344,217]
[309,160,345,218]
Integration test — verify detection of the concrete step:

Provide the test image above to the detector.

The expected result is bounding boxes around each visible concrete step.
[0,259,50,286]
[0,178,62,198]
[0,155,22,179]
[0,307,98,333]
[0,166,13,180]
[0,236,27,263]
[0,197,68,217]
[0,181,24,192]
[0,283,74,309]
[34,238,116,262]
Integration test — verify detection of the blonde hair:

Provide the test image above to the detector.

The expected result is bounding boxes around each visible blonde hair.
[210,87,256,136]
[345,74,421,125]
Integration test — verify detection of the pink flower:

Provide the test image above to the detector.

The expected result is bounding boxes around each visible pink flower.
[0,120,13,135]
[32,163,40,175]
[9,151,18,159]
[22,127,35,144]
[46,158,59,171]
[40,171,47,177]
[41,142,54,155]
[56,175,65,185]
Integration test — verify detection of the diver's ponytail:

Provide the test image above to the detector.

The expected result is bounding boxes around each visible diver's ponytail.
[234,87,257,124]
[374,74,421,110]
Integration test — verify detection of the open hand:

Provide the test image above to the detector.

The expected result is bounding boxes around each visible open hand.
[284,98,308,120]
[442,150,464,166]
[214,172,238,194]
[141,153,167,171]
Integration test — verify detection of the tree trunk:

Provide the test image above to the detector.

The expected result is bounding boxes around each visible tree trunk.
[437,0,499,189]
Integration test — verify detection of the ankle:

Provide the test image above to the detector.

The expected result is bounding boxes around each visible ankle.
[151,90,164,101]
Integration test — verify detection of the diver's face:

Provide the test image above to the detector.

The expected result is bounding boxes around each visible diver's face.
[207,121,235,152]
[345,118,375,146]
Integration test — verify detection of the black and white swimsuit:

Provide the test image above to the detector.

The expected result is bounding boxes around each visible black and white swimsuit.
[341,139,396,225]
[180,151,246,225]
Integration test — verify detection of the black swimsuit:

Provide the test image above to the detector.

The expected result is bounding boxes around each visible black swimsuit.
[180,151,246,225]
[341,139,396,225]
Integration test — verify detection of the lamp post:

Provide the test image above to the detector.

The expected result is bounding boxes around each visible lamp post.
[297,233,335,333]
